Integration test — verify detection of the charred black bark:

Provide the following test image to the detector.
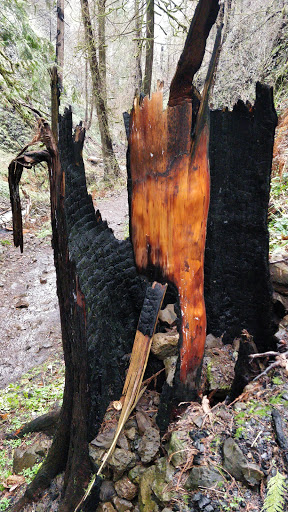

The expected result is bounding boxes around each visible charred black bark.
[60,109,148,438]
[205,83,278,351]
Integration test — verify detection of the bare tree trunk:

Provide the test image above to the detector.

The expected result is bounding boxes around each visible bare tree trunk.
[84,58,94,130]
[134,0,142,92]
[143,0,154,96]
[98,0,107,105]
[81,0,120,182]
[56,0,64,91]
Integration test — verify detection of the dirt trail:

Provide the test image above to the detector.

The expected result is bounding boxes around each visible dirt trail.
[0,188,129,389]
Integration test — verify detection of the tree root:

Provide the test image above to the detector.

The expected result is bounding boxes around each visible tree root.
[5,407,61,440]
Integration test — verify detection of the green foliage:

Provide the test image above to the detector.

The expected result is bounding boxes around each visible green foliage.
[0,498,10,511]
[221,494,244,511]
[269,173,288,252]
[20,463,42,484]
[272,376,284,386]
[0,0,53,122]
[262,471,287,512]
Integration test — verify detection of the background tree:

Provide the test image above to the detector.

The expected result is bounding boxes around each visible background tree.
[143,0,155,96]
[81,0,120,181]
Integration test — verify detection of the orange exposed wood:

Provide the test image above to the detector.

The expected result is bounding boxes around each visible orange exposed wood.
[129,91,210,386]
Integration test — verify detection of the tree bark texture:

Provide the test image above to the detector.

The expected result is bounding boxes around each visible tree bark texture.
[81,0,120,181]
[205,82,278,352]
[98,0,107,105]
[56,0,64,91]
[143,0,154,96]
[134,0,143,92]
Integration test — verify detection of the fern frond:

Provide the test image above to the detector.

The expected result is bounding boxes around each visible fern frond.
[262,471,287,512]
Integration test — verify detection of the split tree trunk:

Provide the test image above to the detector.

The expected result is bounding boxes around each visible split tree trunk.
[129,0,220,392]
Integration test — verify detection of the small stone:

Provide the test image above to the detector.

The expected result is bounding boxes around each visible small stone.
[128,465,146,484]
[96,503,117,512]
[114,476,138,501]
[241,463,264,486]
[223,438,263,486]
[158,304,177,325]
[223,438,246,481]
[89,444,106,470]
[15,298,29,308]
[136,410,152,435]
[205,334,222,349]
[204,506,214,512]
[125,427,137,441]
[109,448,137,479]
[112,496,134,512]
[33,439,51,457]
[40,276,47,284]
[139,466,159,512]
[185,466,225,490]
[168,430,192,468]
[193,453,204,465]
[138,427,160,463]
[198,496,211,509]
[164,356,178,386]
[151,331,179,360]
[100,480,116,502]
[152,458,175,504]
[192,415,204,428]
[13,447,38,474]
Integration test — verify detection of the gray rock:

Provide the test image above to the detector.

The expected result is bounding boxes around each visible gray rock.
[151,331,179,360]
[205,334,223,349]
[158,304,177,325]
[152,458,175,504]
[223,438,247,481]
[13,446,38,474]
[89,444,106,470]
[242,463,264,486]
[125,426,137,441]
[136,410,152,435]
[223,438,263,486]
[138,427,160,463]
[139,466,159,512]
[96,503,117,512]
[164,356,178,387]
[109,448,137,479]
[128,465,146,484]
[114,476,138,501]
[168,430,191,468]
[15,298,29,308]
[270,247,288,287]
[100,480,116,501]
[33,439,51,457]
[112,496,134,512]
[184,465,225,490]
